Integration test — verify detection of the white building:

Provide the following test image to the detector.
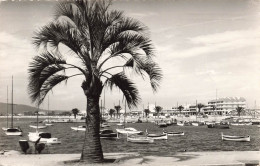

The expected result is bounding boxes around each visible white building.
[204,97,246,115]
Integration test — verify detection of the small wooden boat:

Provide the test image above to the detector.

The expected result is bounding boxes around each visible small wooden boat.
[116,127,142,135]
[71,125,86,131]
[45,123,54,126]
[177,122,184,126]
[231,122,252,126]
[158,122,167,128]
[127,134,154,144]
[5,128,23,136]
[221,133,250,142]
[147,133,168,140]
[29,125,47,129]
[163,131,184,136]
[208,124,229,129]
[99,129,118,139]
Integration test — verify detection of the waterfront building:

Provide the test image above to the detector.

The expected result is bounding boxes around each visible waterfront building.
[203,97,246,115]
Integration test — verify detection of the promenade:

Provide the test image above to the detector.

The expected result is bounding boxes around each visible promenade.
[0,151,259,166]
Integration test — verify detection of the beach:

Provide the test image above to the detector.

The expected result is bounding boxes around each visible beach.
[1,150,260,166]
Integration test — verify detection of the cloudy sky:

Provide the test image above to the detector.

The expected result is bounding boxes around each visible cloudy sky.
[0,0,259,111]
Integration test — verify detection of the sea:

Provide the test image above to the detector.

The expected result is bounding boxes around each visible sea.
[0,118,260,155]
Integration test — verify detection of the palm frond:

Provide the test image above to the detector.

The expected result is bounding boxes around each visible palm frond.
[34,75,69,105]
[105,72,140,108]
[28,52,67,103]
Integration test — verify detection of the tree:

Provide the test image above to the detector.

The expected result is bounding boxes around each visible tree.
[114,105,121,118]
[155,106,163,117]
[197,103,205,113]
[144,108,150,117]
[178,105,184,115]
[28,0,162,163]
[109,109,115,118]
[236,106,244,117]
[72,108,80,119]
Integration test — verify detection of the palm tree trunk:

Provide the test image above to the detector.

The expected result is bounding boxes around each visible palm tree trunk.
[81,95,103,163]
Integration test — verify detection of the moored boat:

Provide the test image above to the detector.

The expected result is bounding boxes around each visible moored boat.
[127,134,154,144]
[163,131,184,136]
[158,122,167,128]
[71,125,86,131]
[221,133,250,142]
[29,125,47,129]
[207,123,229,129]
[99,129,118,139]
[116,127,142,135]
[5,128,23,136]
[146,133,168,140]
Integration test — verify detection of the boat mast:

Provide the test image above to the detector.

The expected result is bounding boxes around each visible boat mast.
[37,105,39,132]
[48,96,49,123]
[11,76,13,128]
[124,99,126,128]
[6,86,8,128]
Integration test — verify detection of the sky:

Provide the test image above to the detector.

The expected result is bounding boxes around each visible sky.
[0,0,260,111]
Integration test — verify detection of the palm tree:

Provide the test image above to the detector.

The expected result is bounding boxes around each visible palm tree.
[236,106,244,117]
[28,0,162,163]
[72,108,80,119]
[178,105,184,115]
[155,106,163,117]
[109,109,115,118]
[114,105,121,118]
[197,103,205,113]
[144,108,150,117]
[211,105,216,115]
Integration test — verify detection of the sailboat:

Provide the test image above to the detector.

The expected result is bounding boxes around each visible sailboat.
[45,96,53,126]
[116,99,142,135]
[28,100,60,144]
[5,76,23,136]
[29,106,47,129]
[2,86,9,131]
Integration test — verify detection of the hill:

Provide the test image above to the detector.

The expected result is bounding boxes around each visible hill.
[0,102,68,115]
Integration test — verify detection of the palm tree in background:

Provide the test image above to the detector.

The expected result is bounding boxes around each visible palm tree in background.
[28,0,162,163]
[114,105,121,118]
[72,108,80,119]
[155,106,163,118]
[236,106,244,117]
[109,109,115,118]
[178,105,184,115]
[197,103,205,113]
[144,108,150,117]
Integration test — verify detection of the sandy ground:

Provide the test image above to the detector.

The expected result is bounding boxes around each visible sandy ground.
[0,151,260,166]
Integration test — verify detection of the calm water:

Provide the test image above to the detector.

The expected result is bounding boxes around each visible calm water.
[0,118,260,154]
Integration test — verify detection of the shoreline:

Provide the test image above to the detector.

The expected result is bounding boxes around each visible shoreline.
[0,150,260,166]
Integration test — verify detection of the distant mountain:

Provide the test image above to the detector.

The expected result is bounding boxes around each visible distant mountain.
[0,102,68,115]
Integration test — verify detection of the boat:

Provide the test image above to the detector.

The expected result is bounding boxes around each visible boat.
[99,129,118,139]
[28,132,61,144]
[163,131,184,136]
[230,122,252,126]
[4,76,23,136]
[71,125,86,131]
[221,133,250,142]
[29,125,47,129]
[127,134,154,144]
[207,123,229,129]
[177,122,184,126]
[191,122,203,126]
[5,128,23,136]
[146,133,168,140]
[116,127,143,135]
[158,122,167,128]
